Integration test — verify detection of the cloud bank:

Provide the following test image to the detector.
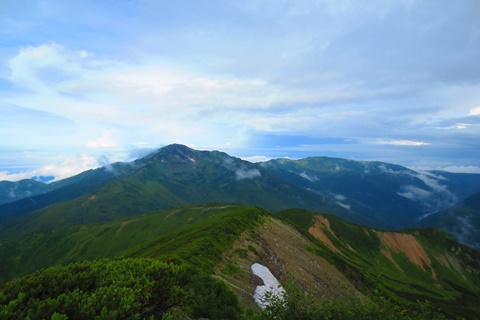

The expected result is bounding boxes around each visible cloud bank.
[1,0,479,180]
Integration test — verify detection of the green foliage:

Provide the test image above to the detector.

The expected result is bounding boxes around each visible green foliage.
[130,206,266,272]
[0,205,265,319]
[247,244,258,255]
[249,277,453,320]
[1,200,479,319]
[221,262,241,275]
[0,257,241,320]
[0,204,259,283]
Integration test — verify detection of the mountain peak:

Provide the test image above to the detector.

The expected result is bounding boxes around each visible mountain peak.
[162,143,192,151]
[147,144,198,163]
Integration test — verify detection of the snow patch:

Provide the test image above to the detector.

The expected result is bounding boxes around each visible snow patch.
[251,263,285,309]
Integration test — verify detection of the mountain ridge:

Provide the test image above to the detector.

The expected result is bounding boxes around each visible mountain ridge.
[1,144,479,249]
[1,204,479,318]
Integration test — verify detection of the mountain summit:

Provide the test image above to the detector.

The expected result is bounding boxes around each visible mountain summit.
[144,143,201,163]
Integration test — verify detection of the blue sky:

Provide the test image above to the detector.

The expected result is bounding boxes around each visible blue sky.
[1,0,480,181]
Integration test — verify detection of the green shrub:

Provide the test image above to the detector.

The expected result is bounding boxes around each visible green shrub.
[247,276,452,320]
[0,257,241,320]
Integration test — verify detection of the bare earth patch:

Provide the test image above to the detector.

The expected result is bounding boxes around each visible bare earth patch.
[308,216,342,254]
[215,217,364,309]
[376,231,431,271]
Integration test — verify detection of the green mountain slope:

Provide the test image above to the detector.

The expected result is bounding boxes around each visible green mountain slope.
[1,204,479,319]
[277,208,480,318]
[261,157,480,230]
[0,145,348,238]
[0,162,136,225]
[420,192,480,250]
[0,204,265,319]
[0,179,47,205]
[0,204,252,283]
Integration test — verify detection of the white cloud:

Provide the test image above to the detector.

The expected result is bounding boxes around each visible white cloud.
[374,139,431,146]
[8,43,87,93]
[377,164,404,174]
[397,185,432,201]
[86,130,119,148]
[0,153,107,182]
[299,171,319,182]
[398,171,458,212]
[415,173,457,208]
[469,107,480,116]
[235,168,261,180]
[334,194,351,211]
[336,201,351,211]
[442,166,480,174]
[2,0,480,177]
[220,156,262,180]
[242,155,271,163]
[452,215,480,250]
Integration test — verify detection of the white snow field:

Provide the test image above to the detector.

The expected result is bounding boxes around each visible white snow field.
[251,263,285,309]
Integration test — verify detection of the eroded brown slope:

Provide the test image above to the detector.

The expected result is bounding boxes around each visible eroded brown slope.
[307,215,470,281]
[215,217,364,309]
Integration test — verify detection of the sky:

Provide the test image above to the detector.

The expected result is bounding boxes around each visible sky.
[1,0,480,182]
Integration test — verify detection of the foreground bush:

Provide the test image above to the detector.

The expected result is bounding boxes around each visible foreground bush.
[0,257,240,320]
[249,279,455,320]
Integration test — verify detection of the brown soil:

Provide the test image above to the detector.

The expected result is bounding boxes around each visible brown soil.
[308,216,342,254]
[215,217,364,309]
[376,231,431,271]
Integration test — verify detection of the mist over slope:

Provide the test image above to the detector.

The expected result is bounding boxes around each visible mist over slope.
[261,157,480,228]
[420,192,480,250]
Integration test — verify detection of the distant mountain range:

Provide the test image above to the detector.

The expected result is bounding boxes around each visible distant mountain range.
[1,144,480,249]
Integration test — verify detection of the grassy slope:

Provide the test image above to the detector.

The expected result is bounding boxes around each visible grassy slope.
[0,204,262,283]
[276,208,480,319]
[0,204,267,320]
[2,203,480,318]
